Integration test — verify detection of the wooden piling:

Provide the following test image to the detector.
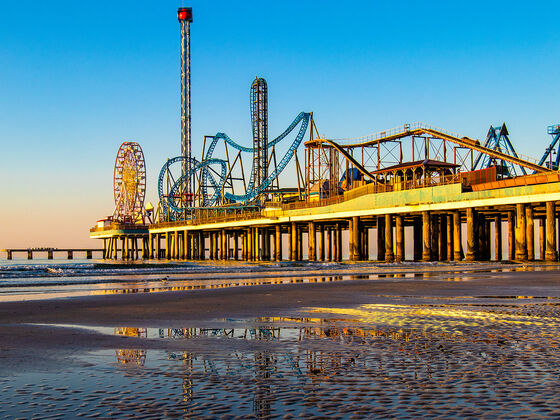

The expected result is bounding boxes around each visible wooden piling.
[526,205,534,261]
[515,203,527,261]
[385,214,394,262]
[466,208,475,262]
[546,201,557,261]
[422,211,432,262]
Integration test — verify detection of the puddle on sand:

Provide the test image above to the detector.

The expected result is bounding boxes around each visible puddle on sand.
[5,302,560,418]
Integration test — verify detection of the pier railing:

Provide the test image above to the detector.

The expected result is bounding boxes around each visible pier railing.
[281,173,464,211]
[151,173,465,226]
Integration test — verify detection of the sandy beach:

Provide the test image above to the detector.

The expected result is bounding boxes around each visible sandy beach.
[1,262,560,369]
[2,262,560,417]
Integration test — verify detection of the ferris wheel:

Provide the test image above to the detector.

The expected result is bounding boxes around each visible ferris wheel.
[113,141,146,224]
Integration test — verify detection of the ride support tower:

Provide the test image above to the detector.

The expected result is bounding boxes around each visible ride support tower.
[178,7,193,194]
[251,77,268,189]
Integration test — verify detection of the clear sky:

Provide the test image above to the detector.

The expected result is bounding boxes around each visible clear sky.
[1,0,559,248]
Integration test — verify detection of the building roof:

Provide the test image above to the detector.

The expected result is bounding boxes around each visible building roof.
[371,159,459,175]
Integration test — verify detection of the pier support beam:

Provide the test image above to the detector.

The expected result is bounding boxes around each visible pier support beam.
[439,215,447,261]
[275,225,282,261]
[466,208,475,262]
[308,222,316,261]
[477,214,486,261]
[362,227,369,260]
[113,237,118,260]
[296,226,302,261]
[48,249,54,260]
[199,232,205,260]
[326,227,332,261]
[234,232,239,260]
[290,222,297,261]
[350,217,359,261]
[422,211,432,262]
[413,218,422,261]
[122,237,127,260]
[526,205,534,261]
[539,219,545,260]
[335,223,341,261]
[210,233,215,260]
[220,229,226,260]
[377,216,385,261]
[446,215,452,261]
[318,225,324,261]
[395,215,404,262]
[495,214,502,261]
[247,229,253,261]
[453,211,462,261]
[508,211,515,261]
[431,214,440,261]
[546,201,558,261]
[385,214,394,263]
[515,203,527,261]
[215,232,220,260]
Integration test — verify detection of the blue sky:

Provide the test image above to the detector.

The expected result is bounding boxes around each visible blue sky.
[1,1,559,247]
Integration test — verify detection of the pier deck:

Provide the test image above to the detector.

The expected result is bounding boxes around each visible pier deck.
[90,172,560,263]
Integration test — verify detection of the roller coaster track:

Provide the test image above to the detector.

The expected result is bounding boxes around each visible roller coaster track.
[224,113,310,203]
[311,138,378,182]
[308,123,549,174]
[203,112,310,203]
[158,156,227,218]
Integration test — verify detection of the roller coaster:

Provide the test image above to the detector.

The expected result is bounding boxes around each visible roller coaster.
[158,76,311,221]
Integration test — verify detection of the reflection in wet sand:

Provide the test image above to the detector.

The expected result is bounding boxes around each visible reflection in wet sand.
[115,328,147,366]
[4,301,560,417]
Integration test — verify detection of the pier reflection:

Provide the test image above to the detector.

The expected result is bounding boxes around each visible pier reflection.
[105,301,560,418]
[114,327,147,366]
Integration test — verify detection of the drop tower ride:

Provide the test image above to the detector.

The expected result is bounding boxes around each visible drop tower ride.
[178,7,193,195]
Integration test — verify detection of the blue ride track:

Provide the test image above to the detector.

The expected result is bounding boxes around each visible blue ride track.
[158,112,310,219]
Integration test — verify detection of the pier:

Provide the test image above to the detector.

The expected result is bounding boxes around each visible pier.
[2,248,104,260]
[90,157,560,263]
[89,10,560,265]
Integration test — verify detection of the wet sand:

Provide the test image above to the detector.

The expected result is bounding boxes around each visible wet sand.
[3,263,560,417]
[2,262,560,373]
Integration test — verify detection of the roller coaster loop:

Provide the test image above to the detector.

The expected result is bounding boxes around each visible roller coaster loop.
[158,156,227,218]
[208,112,310,203]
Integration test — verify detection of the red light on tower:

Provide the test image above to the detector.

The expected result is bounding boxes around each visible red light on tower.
[177,7,193,22]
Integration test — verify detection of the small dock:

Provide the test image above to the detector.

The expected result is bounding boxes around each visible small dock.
[1,248,104,260]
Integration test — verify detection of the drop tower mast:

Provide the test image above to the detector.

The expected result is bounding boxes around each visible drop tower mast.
[178,7,193,195]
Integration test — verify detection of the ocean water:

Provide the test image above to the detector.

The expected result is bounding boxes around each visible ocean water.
[0,258,556,302]
[0,258,354,301]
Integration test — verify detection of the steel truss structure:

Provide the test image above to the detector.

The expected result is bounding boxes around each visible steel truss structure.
[306,122,549,198]
[250,77,268,190]
[473,123,526,177]
[536,124,560,171]
[178,7,193,192]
